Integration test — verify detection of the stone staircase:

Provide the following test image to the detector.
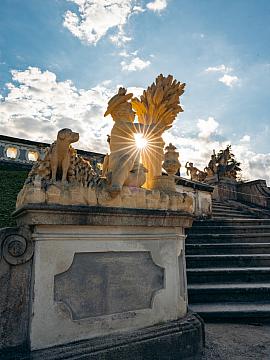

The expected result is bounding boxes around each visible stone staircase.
[186,200,270,320]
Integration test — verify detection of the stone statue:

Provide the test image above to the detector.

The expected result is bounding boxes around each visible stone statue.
[203,145,241,182]
[24,128,97,187]
[17,75,194,214]
[104,87,146,195]
[185,162,206,182]
[50,128,79,183]
[132,74,185,189]
[216,145,241,180]
[204,150,218,177]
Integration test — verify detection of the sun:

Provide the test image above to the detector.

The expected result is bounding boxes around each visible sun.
[134,133,148,150]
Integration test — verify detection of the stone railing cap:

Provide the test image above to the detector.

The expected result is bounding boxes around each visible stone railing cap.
[13,204,194,228]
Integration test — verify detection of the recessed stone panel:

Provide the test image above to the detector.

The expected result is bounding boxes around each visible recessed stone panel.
[54,251,164,320]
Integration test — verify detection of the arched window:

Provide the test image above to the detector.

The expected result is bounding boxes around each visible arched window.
[6,147,18,159]
[27,150,39,162]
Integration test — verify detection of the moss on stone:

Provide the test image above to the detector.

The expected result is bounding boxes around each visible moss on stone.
[0,164,29,228]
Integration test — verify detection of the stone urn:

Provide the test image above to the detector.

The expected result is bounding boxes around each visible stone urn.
[163,143,181,176]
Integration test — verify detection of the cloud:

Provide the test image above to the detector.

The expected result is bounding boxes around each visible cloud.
[197,117,219,139]
[240,135,250,143]
[248,153,270,183]
[110,26,132,46]
[2,67,270,185]
[163,118,270,184]
[204,64,239,87]
[121,56,151,71]
[205,64,232,73]
[146,0,167,12]
[63,0,135,45]
[133,5,145,13]
[0,67,116,152]
[218,74,239,87]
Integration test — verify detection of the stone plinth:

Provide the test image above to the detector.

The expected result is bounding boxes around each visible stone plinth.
[205,176,237,201]
[9,205,204,359]
[175,177,214,218]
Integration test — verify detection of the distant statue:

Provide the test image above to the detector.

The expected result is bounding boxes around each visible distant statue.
[216,145,231,177]
[216,145,241,180]
[205,150,218,177]
[203,145,241,181]
[185,162,206,182]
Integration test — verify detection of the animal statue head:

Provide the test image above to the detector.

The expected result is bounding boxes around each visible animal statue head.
[57,128,79,145]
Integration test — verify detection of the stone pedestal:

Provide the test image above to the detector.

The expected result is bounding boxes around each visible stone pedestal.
[175,177,214,218]
[205,176,237,201]
[8,205,204,359]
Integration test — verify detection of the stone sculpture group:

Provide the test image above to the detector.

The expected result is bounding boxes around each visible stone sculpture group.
[16,74,193,213]
[186,145,241,183]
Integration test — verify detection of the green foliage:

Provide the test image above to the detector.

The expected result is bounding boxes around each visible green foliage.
[0,165,29,228]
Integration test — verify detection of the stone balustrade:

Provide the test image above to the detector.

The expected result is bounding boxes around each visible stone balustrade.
[0,134,104,168]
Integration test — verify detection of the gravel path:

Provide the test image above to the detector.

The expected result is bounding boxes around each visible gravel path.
[203,323,270,360]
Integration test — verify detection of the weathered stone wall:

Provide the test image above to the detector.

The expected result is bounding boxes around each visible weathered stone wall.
[237,180,270,209]
[175,177,213,218]
[0,226,33,355]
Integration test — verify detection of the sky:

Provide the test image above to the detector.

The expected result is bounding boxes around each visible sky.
[0,0,270,182]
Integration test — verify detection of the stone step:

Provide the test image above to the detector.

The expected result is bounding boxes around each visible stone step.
[187,267,270,284]
[212,204,243,211]
[212,208,245,214]
[186,254,270,268]
[188,283,270,303]
[188,225,270,235]
[186,233,270,244]
[212,214,258,219]
[192,218,270,227]
[186,202,270,320]
[212,211,255,216]
[18,315,201,360]
[189,302,270,320]
[186,243,270,255]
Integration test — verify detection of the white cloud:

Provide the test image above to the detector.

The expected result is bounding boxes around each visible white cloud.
[240,135,250,143]
[63,0,135,45]
[0,67,147,154]
[133,5,145,13]
[119,50,130,58]
[197,117,219,139]
[121,56,151,71]
[218,74,239,87]
[0,67,115,152]
[110,26,132,46]
[146,0,167,12]
[126,86,144,98]
[205,64,240,88]
[163,118,270,184]
[2,67,270,185]
[205,64,232,73]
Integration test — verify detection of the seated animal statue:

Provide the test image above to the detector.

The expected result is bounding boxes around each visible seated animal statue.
[49,128,79,183]
[25,128,97,187]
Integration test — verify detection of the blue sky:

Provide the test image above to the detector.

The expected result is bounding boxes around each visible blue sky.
[1,0,270,181]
